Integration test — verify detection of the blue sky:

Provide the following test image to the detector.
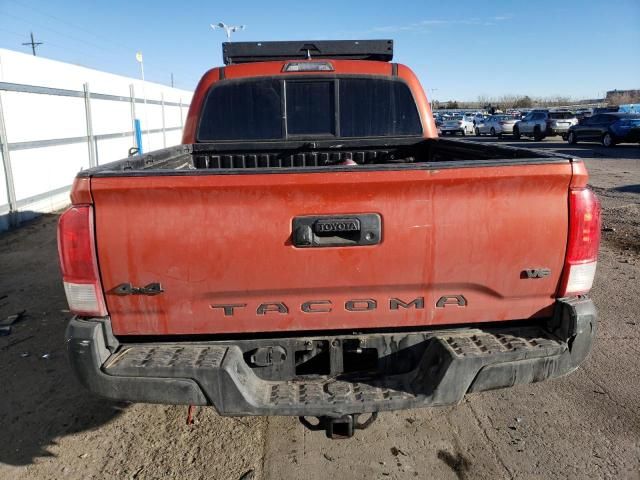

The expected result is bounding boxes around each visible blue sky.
[1,0,638,101]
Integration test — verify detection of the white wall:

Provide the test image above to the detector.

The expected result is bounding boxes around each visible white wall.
[0,148,8,210]
[0,48,192,231]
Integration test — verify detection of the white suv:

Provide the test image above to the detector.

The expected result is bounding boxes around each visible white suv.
[440,115,475,136]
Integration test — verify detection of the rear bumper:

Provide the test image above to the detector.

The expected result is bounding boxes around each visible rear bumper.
[549,126,572,135]
[66,297,597,417]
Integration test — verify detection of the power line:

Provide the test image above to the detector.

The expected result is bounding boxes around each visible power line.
[2,2,203,89]
[0,27,29,38]
[0,28,72,53]
[6,0,133,53]
[2,9,195,87]
[2,11,126,57]
[21,31,42,56]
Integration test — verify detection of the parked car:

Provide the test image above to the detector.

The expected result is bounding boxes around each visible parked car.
[575,109,592,122]
[475,114,518,137]
[440,114,475,135]
[471,112,489,126]
[567,113,640,147]
[513,110,549,140]
[592,106,619,115]
[514,110,576,140]
[58,39,600,439]
[547,111,578,139]
[618,104,640,114]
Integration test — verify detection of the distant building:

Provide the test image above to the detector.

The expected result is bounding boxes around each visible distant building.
[606,89,640,104]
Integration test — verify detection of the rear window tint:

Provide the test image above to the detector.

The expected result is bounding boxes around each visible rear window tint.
[549,112,575,119]
[198,76,422,141]
[286,81,335,136]
[199,79,283,141]
[339,79,421,138]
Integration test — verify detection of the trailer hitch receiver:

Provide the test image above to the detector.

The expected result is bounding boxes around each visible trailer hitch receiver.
[299,412,378,439]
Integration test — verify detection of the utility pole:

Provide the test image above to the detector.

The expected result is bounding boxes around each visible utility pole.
[22,32,43,56]
[171,73,174,88]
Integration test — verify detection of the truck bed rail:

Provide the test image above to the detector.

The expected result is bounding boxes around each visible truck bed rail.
[77,138,572,177]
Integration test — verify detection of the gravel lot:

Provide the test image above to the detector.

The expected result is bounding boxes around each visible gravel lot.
[1,138,638,480]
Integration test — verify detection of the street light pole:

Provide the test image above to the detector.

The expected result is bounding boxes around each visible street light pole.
[428,88,439,111]
[135,52,150,152]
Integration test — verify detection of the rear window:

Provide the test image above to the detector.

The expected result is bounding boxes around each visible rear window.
[198,76,422,141]
[339,78,422,137]
[549,112,575,119]
[198,79,283,141]
[286,80,335,136]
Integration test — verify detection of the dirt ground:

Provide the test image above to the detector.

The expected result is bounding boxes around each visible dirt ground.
[1,139,639,480]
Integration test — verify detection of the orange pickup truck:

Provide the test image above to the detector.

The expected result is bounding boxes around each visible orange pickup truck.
[59,40,600,438]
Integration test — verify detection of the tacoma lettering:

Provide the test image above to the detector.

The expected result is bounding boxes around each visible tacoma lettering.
[210,303,247,316]
[390,297,425,310]
[345,299,377,311]
[435,295,468,308]
[210,296,465,316]
[257,302,289,315]
[301,300,332,313]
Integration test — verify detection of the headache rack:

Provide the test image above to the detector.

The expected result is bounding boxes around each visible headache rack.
[222,40,393,65]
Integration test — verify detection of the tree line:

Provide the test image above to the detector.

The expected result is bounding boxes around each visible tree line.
[435,95,589,110]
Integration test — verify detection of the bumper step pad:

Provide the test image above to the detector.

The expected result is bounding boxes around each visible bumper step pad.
[102,327,568,416]
[105,345,227,376]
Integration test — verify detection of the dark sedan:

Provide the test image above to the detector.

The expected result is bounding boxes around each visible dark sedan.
[567,113,640,147]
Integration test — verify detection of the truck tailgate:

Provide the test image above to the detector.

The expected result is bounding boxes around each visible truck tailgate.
[91,163,571,335]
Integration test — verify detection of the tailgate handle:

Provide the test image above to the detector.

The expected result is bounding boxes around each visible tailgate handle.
[292,214,381,248]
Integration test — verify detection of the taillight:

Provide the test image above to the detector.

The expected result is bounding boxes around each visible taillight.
[57,205,107,316]
[558,188,601,297]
